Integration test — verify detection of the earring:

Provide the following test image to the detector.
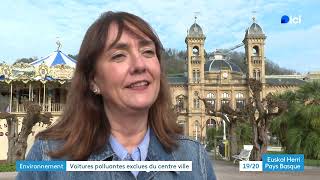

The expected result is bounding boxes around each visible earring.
[93,86,100,94]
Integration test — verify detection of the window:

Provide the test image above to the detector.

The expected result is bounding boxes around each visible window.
[206,92,216,109]
[221,92,230,105]
[253,69,260,80]
[193,69,200,82]
[257,70,261,80]
[252,46,259,56]
[206,118,215,128]
[197,70,200,82]
[176,95,185,111]
[193,46,199,55]
[193,98,200,109]
[222,92,230,99]
[194,92,200,109]
[192,69,196,82]
[236,93,245,109]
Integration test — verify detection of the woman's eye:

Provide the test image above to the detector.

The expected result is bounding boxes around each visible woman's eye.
[111,53,125,61]
[143,49,155,58]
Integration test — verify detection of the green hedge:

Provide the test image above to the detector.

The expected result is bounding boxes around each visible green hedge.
[305,159,320,167]
[0,163,16,172]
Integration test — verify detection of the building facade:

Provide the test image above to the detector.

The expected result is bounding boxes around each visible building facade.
[168,18,307,142]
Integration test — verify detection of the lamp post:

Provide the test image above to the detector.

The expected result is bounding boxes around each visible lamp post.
[222,113,230,160]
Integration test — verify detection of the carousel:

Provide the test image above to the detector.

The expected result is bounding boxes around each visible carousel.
[0,42,78,159]
[0,42,76,115]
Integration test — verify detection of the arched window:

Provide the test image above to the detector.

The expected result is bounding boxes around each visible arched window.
[252,46,259,56]
[206,92,216,109]
[206,118,215,128]
[257,70,261,80]
[253,70,256,79]
[221,92,230,105]
[176,95,185,111]
[236,92,245,109]
[193,46,199,55]
[222,92,230,99]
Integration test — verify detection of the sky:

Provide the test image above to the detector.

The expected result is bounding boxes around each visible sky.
[0,0,319,73]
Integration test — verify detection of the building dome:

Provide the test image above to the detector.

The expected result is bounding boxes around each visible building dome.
[244,21,266,39]
[204,51,242,73]
[205,59,242,73]
[188,23,204,38]
[247,23,263,34]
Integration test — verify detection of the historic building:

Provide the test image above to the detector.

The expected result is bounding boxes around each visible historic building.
[0,18,316,160]
[168,18,308,141]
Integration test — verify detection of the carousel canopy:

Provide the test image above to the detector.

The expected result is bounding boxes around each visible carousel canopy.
[30,50,76,68]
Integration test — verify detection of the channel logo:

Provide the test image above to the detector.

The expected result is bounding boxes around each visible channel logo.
[281,15,302,24]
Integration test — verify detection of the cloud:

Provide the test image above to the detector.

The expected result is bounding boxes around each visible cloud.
[0,0,319,73]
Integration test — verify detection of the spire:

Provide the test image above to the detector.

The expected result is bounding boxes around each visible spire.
[194,11,200,23]
[252,10,257,23]
[56,37,62,51]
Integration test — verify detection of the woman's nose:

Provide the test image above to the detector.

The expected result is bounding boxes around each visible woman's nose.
[129,52,146,74]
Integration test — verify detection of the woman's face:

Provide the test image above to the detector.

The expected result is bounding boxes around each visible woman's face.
[93,23,161,114]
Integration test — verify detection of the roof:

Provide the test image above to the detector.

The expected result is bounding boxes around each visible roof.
[167,76,187,84]
[266,77,306,86]
[188,23,205,38]
[30,50,76,68]
[245,22,266,39]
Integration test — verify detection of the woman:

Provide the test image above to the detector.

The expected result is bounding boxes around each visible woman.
[17,11,216,180]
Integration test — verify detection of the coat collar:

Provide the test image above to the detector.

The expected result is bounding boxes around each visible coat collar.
[87,128,180,178]
[88,128,177,162]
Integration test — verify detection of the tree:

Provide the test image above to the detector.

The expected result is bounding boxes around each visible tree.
[236,121,252,150]
[199,96,246,158]
[67,54,78,60]
[13,57,37,65]
[206,126,223,151]
[270,81,320,159]
[199,78,287,161]
[0,101,52,163]
[247,78,287,160]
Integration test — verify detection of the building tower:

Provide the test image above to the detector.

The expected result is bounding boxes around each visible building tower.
[185,17,206,140]
[243,17,266,84]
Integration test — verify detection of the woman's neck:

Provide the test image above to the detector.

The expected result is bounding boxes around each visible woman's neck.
[104,105,149,153]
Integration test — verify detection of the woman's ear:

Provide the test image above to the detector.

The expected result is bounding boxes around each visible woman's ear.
[91,80,101,94]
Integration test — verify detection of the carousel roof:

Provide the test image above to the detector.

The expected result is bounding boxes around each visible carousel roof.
[30,50,76,68]
[0,42,76,82]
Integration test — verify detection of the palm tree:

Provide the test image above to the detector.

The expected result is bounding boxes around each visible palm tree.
[270,81,320,159]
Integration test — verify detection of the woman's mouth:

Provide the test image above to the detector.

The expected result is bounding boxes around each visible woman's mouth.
[126,80,150,90]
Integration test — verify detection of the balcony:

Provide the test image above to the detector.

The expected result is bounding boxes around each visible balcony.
[191,56,201,64]
[251,56,262,64]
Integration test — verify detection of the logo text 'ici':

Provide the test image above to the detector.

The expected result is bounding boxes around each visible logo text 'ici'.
[281,15,302,24]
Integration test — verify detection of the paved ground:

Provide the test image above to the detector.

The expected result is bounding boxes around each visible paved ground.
[1,159,319,180]
[0,172,16,180]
